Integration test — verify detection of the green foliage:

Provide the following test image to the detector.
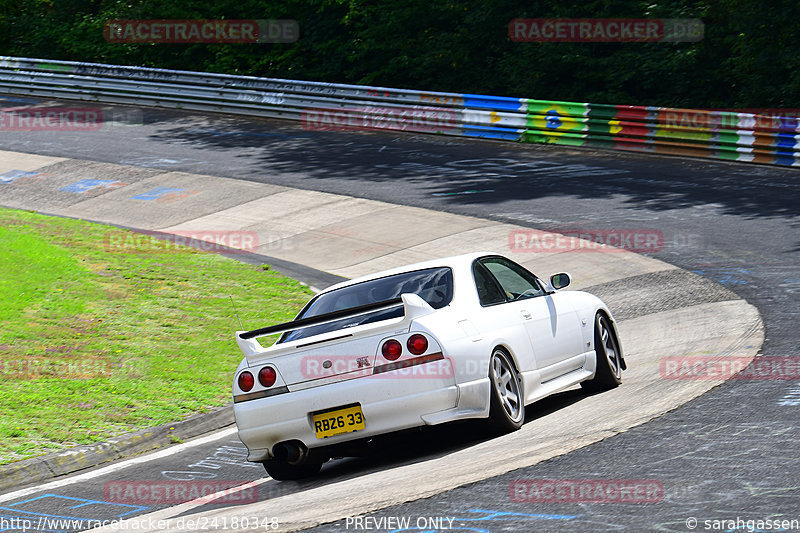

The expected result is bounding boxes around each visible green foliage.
[0,0,797,108]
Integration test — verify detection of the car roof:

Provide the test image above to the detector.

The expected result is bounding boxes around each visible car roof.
[320,251,498,293]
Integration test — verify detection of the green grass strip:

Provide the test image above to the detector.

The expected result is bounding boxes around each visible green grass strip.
[0,208,313,464]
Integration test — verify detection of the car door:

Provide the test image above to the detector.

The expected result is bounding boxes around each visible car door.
[477,257,584,382]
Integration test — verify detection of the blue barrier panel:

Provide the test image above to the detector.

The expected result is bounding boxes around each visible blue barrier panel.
[462,94,524,112]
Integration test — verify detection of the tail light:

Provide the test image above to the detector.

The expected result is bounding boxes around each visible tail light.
[258,366,277,387]
[238,371,254,392]
[407,334,428,355]
[382,339,402,361]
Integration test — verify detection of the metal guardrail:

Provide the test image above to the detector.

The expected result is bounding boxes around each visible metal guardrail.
[1,56,798,167]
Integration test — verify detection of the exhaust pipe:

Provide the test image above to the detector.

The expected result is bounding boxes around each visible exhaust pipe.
[272,441,307,465]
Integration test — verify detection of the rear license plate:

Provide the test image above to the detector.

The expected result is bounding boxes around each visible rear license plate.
[312,404,365,439]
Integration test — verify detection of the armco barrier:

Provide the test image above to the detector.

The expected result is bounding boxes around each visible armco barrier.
[1,56,798,166]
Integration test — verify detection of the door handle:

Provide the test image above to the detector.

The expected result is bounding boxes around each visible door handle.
[521,310,532,320]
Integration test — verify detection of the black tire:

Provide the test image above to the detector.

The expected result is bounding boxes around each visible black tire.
[487,348,525,431]
[581,313,623,392]
[262,459,322,481]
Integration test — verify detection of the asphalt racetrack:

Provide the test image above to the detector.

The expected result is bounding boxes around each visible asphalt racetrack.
[0,99,798,532]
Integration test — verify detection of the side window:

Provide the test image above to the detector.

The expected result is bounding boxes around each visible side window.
[480,257,546,302]
[472,262,507,306]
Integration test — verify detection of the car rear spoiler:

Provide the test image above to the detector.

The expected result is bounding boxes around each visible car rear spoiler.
[236,293,435,357]
[239,297,403,340]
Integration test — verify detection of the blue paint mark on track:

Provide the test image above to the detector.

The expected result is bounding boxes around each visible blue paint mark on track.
[0,494,148,532]
[10,493,146,517]
[0,170,42,184]
[132,186,184,201]
[61,179,122,194]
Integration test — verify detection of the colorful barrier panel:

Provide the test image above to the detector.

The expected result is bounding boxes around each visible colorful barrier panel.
[1,56,797,166]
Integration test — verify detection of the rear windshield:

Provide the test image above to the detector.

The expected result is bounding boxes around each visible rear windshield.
[279,267,453,343]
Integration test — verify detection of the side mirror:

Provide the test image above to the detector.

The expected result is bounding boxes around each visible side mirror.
[549,272,572,290]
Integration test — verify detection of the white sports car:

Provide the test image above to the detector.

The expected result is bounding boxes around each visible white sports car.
[232,252,625,480]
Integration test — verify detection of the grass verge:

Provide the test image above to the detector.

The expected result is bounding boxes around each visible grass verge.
[0,208,313,465]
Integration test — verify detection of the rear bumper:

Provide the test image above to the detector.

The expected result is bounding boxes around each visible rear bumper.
[234,371,459,462]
